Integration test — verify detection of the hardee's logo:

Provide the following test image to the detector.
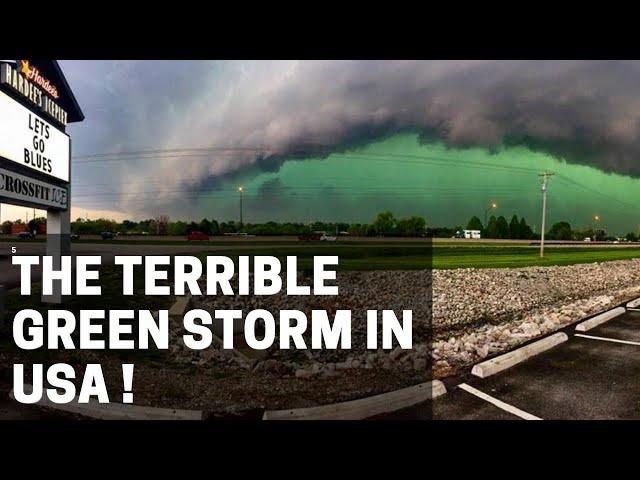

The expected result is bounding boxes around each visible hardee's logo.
[0,61,68,126]
[20,60,60,100]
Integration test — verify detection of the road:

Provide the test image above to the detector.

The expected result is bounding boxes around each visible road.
[1,234,637,246]
[389,306,640,420]
[0,241,308,289]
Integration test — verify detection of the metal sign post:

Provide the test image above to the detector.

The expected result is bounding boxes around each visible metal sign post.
[0,284,5,328]
[0,60,84,305]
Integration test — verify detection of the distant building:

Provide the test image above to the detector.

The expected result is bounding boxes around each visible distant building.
[462,229,481,239]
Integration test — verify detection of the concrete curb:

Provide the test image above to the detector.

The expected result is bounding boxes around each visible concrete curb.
[168,294,253,364]
[575,306,626,332]
[262,380,446,420]
[471,332,568,378]
[10,385,203,420]
[168,294,192,319]
[627,297,640,309]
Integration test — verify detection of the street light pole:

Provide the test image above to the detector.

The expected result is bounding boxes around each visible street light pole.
[593,215,600,242]
[539,171,554,258]
[484,202,497,230]
[238,186,243,233]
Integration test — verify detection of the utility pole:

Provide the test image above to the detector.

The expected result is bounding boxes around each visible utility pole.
[539,171,554,258]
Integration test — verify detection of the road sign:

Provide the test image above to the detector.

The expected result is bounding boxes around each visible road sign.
[0,89,70,182]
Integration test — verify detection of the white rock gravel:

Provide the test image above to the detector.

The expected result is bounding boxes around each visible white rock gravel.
[170,258,640,378]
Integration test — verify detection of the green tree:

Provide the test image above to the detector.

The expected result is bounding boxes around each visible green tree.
[348,223,363,236]
[466,216,483,231]
[625,232,638,242]
[495,215,509,239]
[198,218,213,235]
[396,215,426,236]
[210,219,220,235]
[27,217,47,234]
[594,228,607,241]
[509,215,520,239]
[120,220,138,232]
[138,219,153,233]
[373,211,396,236]
[519,217,533,239]
[168,221,189,236]
[486,215,498,238]
[548,221,572,240]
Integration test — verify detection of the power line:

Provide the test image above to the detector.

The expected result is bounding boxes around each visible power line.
[74,193,535,208]
[72,145,336,160]
[72,186,530,198]
[70,148,544,176]
[555,173,639,210]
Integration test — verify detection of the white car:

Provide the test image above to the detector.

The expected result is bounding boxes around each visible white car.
[320,234,337,242]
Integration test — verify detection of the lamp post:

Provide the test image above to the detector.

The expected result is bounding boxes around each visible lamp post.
[238,186,244,233]
[484,202,497,229]
[593,214,600,242]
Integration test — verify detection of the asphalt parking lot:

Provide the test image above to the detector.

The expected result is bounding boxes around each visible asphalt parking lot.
[394,307,640,420]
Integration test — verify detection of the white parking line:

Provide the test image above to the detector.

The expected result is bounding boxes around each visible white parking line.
[457,383,542,420]
[574,333,640,346]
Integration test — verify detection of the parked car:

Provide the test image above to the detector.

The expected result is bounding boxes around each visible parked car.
[187,231,209,241]
[320,234,337,241]
[101,231,115,240]
[17,231,34,240]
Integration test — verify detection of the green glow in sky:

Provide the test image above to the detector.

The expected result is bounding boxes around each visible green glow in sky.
[200,133,640,235]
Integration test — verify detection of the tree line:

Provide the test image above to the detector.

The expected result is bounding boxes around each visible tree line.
[466,215,534,239]
[467,214,638,242]
[1,212,638,241]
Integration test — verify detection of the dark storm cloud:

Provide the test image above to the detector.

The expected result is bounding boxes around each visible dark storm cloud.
[248,177,291,214]
[62,60,640,214]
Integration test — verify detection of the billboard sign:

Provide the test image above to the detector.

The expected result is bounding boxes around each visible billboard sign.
[0,89,70,182]
[0,166,68,210]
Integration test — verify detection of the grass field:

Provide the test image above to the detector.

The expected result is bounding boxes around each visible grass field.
[191,244,640,270]
[3,238,640,270]
[431,246,640,269]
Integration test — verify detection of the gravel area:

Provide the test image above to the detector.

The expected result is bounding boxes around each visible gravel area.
[180,258,640,380]
[5,258,640,415]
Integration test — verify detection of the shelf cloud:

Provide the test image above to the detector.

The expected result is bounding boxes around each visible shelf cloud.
[64,60,640,211]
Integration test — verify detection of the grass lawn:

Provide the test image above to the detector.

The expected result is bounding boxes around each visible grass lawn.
[432,246,640,269]
[193,244,640,270]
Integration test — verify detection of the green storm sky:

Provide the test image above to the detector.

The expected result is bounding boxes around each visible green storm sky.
[202,133,640,236]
